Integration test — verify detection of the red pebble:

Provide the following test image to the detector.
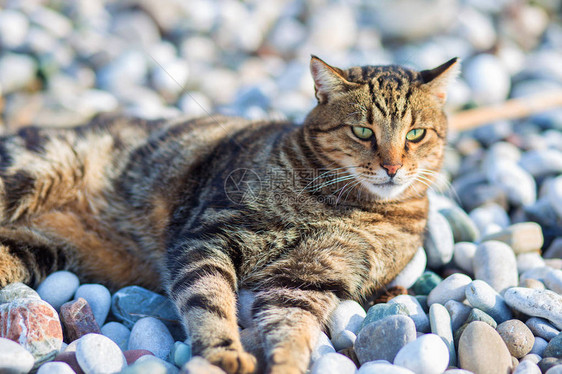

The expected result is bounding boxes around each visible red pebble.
[54,351,85,374]
[124,349,155,365]
[60,298,101,342]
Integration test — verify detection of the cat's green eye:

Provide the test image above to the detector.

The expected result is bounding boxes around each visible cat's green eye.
[406,128,426,142]
[352,126,373,140]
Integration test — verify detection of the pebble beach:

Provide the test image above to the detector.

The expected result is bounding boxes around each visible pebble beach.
[1,0,562,373]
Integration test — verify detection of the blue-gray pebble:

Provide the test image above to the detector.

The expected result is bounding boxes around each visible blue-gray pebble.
[465,280,512,323]
[128,317,175,360]
[169,341,192,368]
[75,333,126,374]
[36,271,80,310]
[361,303,409,330]
[101,322,131,352]
[75,284,111,327]
[526,318,560,341]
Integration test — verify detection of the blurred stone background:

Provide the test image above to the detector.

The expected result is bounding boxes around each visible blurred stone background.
[0,0,561,130]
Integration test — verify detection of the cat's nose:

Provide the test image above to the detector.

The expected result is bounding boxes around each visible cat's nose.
[381,163,402,177]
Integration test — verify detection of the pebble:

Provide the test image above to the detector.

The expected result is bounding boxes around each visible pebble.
[0,53,37,93]
[36,271,80,311]
[504,288,562,329]
[357,361,415,374]
[135,355,179,374]
[124,349,155,365]
[452,242,477,274]
[513,360,542,374]
[531,336,549,356]
[497,319,535,358]
[548,177,562,219]
[444,300,472,331]
[544,238,562,260]
[0,337,35,374]
[487,160,537,207]
[53,351,83,374]
[520,267,553,284]
[0,9,29,49]
[423,210,455,268]
[101,322,131,352]
[111,286,184,340]
[331,330,356,351]
[181,356,227,374]
[361,303,409,330]
[545,269,562,294]
[464,53,511,105]
[480,222,544,254]
[128,317,175,360]
[523,353,543,364]
[0,282,41,303]
[60,298,101,342]
[0,298,63,363]
[310,352,357,374]
[389,295,430,332]
[310,331,336,363]
[75,333,126,374]
[473,241,518,293]
[412,271,442,296]
[518,253,547,274]
[36,361,76,374]
[355,315,417,364]
[393,333,449,374]
[526,318,560,341]
[540,358,562,373]
[546,365,562,374]
[388,247,427,289]
[439,206,480,243]
[427,273,472,306]
[544,334,562,359]
[74,284,112,327]
[468,203,510,234]
[519,149,562,177]
[458,321,513,374]
[429,303,456,367]
[464,280,513,323]
[329,300,366,336]
[169,341,192,368]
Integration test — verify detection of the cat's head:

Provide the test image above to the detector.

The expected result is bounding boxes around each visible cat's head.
[303,56,459,202]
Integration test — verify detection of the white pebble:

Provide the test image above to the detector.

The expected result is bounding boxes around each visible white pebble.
[101,322,131,352]
[389,295,430,333]
[429,304,456,367]
[473,241,518,293]
[310,331,336,364]
[128,317,174,360]
[393,334,449,374]
[453,242,477,274]
[504,287,562,329]
[469,203,510,234]
[357,361,415,374]
[544,268,562,294]
[37,271,80,311]
[331,330,356,351]
[37,361,75,374]
[75,284,111,327]
[517,253,547,274]
[310,352,357,374]
[75,334,126,374]
[428,273,472,306]
[548,176,562,219]
[464,54,510,105]
[0,337,35,374]
[328,300,366,336]
[389,247,427,289]
[513,360,542,374]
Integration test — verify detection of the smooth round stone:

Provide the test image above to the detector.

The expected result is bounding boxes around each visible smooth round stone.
[389,247,427,289]
[546,365,562,374]
[545,334,562,359]
[75,333,126,374]
[526,318,560,341]
[331,330,356,351]
[469,203,510,234]
[481,222,544,254]
[37,271,80,311]
[328,300,366,336]
[119,359,168,374]
[497,320,535,358]
[464,54,510,105]
[37,361,76,374]
[547,177,562,218]
[473,241,518,293]
[0,53,38,93]
[60,298,101,342]
[523,353,543,364]
[439,206,480,243]
[519,149,562,177]
[124,349,154,365]
[412,271,442,296]
[393,333,449,374]
[310,352,357,374]
[424,210,455,268]
[531,337,549,356]
[544,238,562,260]
[0,337,35,374]
[310,331,335,363]
[389,295,430,333]
[128,317,174,360]
[523,279,547,290]
[458,321,513,374]
[169,341,191,368]
[355,315,417,364]
[135,355,179,374]
[504,288,562,329]
[518,253,547,274]
[357,361,415,374]
[53,351,84,374]
[445,300,472,331]
[452,242,477,274]
[101,322,131,352]
[361,303,409,330]
[545,269,562,294]
[74,284,111,327]
[0,282,41,303]
[465,280,512,323]
[429,304,456,367]
[540,358,562,373]
[180,356,226,374]
[520,267,553,284]
[487,160,536,207]
[513,360,542,374]
[427,273,472,306]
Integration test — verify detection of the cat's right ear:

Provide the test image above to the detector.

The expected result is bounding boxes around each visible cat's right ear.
[310,56,352,104]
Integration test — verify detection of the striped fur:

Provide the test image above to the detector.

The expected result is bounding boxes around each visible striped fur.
[0,57,459,374]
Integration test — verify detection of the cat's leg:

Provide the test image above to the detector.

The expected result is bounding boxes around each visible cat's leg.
[166,243,256,374]
[252,288,339,374]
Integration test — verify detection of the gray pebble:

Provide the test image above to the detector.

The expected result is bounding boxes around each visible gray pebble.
[548,177,562,219]
[429,303,456,367]
[389,295,430,333]
[504,288,562,329]
[445,300,472,331]
[310,331,335,363]
[388,247,427,289]
[452,242,477,274]
[310,352,356,374]
[75,333,126,374]
[545,269,562,294]
[473,241,518,293]
[128,317,175,360]
[517,253,547,275]
[523,353,543,364]
[328,299,366,336]
[0,337,35,374]
[75,284,111,327]
[424,210,455,268]
[468,203,510,234]
[544,333,562,359]
[465,280,512,323]
[439,206,480,243]
[526,317,560,341]
[427,273,472,306]
[0,282,40,303]
[531,336,549,356]
[486,159,536,207]
[513,360,542,374]
[546,365,562,374]
[37,271,80,311]
[519,149,562,177]
[135,355,179,374]
[331,330,356,351]
[393,333,449,374]
[101,322,131,352]
[544,238,562,260]
[480,222,544,254]
[361,303,409,330]
[36,361,76,374]
[355,315,416,364]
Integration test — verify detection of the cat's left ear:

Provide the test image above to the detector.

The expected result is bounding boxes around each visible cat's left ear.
[420,57,460,103]
[310,55,356,104]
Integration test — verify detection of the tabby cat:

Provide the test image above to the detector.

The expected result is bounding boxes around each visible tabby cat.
[0,56,458,374]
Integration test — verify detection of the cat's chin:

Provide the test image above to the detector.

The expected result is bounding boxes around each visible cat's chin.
[362,181,411,201]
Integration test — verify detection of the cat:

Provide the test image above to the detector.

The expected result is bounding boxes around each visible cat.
[0,55,459,374]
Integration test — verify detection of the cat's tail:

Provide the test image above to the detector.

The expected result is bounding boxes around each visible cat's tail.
[449,89,562,131]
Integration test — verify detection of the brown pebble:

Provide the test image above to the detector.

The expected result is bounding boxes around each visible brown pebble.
[124,349,154,365]
[60,298,101,342]
[523,279,546,290]
[497,319,535,358]
[54,351,85,374]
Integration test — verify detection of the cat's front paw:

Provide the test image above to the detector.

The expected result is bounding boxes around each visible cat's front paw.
[206,348,257,374]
